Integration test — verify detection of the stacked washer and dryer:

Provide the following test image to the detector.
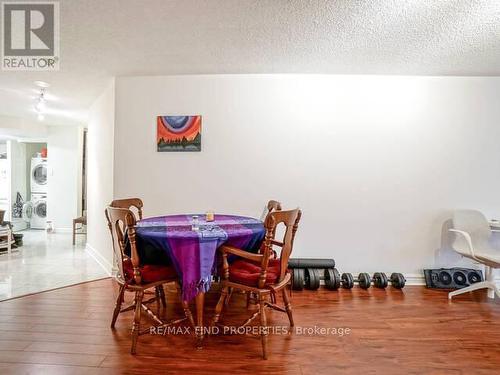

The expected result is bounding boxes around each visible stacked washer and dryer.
[26,158,48,229]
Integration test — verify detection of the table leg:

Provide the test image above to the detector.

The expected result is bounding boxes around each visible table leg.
[195,292,205,349]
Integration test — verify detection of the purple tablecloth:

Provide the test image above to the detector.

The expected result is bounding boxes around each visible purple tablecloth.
[135,214,265,301]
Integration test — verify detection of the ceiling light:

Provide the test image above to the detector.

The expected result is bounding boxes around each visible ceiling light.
[33,83,49,119]
[34,81,50,89]
[34,97,46,113]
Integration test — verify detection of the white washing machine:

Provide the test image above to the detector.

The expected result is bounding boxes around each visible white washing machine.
[31,158,48,193]
[30,193,47,229]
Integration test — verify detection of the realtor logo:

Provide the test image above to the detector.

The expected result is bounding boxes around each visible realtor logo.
[2,1,59,70]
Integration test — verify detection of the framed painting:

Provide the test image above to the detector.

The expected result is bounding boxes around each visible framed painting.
[157,115,201,152]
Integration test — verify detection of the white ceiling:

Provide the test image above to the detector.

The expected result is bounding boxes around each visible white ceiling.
[0,0,499,126]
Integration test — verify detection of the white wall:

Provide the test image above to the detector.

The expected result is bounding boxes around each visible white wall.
[0,114,48,140]
[86,80,115,272]
[47,126,80,230]
[110,75,500,278]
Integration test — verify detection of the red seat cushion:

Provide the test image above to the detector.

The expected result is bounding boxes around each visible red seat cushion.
[123,258,178,284]
[229,258,281,287]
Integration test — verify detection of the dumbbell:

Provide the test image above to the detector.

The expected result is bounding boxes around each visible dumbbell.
[293,268,322,290]
[372,272,406,289]
[304,268,321,290]
[324,268,355,290]
[292,269,305,290]
[289,259,337,291]
[293,267,339,291]
[329,272,372,289]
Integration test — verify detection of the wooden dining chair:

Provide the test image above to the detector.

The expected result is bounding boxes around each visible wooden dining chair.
[109,198,168,306]
[111,198,143,220]
[263,200,282,249]
[212,208,302,359]
[105,206,194,354]
[245,199,283,307]
[72,215,87,245]
[259,199,282,222]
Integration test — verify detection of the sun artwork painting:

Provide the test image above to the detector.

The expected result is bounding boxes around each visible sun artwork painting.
[157,115,201,152]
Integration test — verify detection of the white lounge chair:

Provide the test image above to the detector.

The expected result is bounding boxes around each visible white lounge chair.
[449,210,500,299]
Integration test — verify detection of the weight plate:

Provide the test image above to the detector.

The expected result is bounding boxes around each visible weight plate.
[438,271,452,285]
[390,273,406,289]
[304,268,321,290]
[324,268,340,290]
[333,268,341,288]
[341,273,354,289]
[373,272,388,288]
[453,271,467,286]
[292,268,304,291]
[358,273,371,289]
[380,272,388,288]
[468,271,481,284]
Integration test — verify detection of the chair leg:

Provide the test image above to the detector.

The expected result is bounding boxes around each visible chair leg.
[448,281,500,300]
[485,266,498,299]
[72,221,76,245]
[182,300,195,327]
[154,287,161,316]
[110,284,125,328]
[282,287,294,327]
[225,287,233,307]
[131,290,144,355]
[247,292,258,308]
[259,295,268,360]
[212,286,229,325]
[158,285,167,307]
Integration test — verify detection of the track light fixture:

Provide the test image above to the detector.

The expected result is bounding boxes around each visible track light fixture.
[33,81,50,120]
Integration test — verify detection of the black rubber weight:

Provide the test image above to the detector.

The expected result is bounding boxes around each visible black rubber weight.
[373,272,388,288]
[453,271,467,286]
[468,271,481,284]
[292,268,304,291]
[304,268,321,290]
[438,271,452,285]
[390,273,406,289]
[358,273,371,289]
[341,273,354,289]
[324,268,340,290]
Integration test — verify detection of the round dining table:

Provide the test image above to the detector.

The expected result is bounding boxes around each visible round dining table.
[135,214,265,345]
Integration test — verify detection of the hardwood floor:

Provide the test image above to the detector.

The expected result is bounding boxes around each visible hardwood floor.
[0,278,499,374]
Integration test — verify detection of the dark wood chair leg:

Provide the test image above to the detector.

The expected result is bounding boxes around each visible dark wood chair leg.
[247,292,258,308]
[154,287,161,316]
[131,290,144,354]
[259,295,268,360]
[212,286,228,325]
[195,292,205,348]
[282,287,294,327]
[110,284,125,328]
[182,300,195,327]
[225,287,233,307]
[158,285,167,307]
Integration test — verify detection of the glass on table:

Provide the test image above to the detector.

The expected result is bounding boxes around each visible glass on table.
[191,215,200,231]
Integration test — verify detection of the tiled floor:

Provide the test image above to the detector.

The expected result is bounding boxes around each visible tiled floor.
[0,230,108,300]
